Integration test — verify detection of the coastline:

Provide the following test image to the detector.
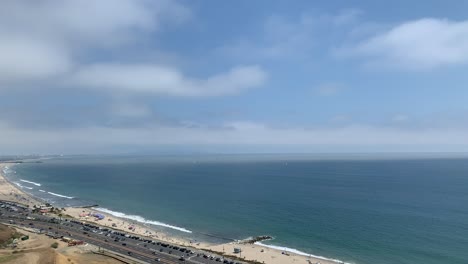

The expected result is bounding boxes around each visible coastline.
[0,162,345,264]
[0,163,44,207]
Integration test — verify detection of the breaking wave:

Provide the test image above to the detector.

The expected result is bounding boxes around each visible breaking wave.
[95,207,192,233]
[255,242,352,264]
[13,182,33,190]
[20,179,41,186]
[47,192,74,199]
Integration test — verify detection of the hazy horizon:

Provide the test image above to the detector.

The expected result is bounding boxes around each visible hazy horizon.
[3,151,468,161]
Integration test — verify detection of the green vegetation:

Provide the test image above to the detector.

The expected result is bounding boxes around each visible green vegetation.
[0,254,21,262]
[11,233,22,239]
[51,242,59,249]
[0,224,23,248]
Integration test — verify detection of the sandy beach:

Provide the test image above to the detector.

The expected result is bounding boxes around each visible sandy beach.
[0,162,340,264]
[0,163,43,207]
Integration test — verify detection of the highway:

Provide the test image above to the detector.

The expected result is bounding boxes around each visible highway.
[0,200,246,264]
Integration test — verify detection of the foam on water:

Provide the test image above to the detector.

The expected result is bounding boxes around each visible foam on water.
[39,190,46,192]
[255,242,352,264]
[19,179,41,186]
[2,166,10,174]
[95,207,192,233]
[13,182,33,190]
[47,192,74,199]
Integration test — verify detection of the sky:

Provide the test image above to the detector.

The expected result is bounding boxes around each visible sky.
[1,0,468,154]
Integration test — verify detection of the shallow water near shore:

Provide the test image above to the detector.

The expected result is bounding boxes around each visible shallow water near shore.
[4,154,468,264]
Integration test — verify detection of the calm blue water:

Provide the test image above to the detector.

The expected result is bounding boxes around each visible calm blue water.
[4,155,468,264]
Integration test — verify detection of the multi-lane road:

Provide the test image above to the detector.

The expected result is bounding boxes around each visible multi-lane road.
[0,201,246,264]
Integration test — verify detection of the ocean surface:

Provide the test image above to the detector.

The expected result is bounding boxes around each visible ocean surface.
[3,154,468,264]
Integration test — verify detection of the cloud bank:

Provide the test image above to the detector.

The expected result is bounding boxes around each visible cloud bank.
[1,121,467,154]
[1,2,468,154]
[73,64,267,96]
[340,18,468,70]
[0,0,265,96]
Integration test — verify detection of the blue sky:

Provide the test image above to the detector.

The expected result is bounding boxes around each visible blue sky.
[1,0,468,154]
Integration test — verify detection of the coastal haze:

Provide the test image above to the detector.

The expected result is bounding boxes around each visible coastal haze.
[1,1,468,264]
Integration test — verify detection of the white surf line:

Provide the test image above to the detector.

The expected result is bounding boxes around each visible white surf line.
[95,207,192,233]
[255,242,352,264]
[47,192,74,199]
[20,179,41,186]
[13,182,33,190]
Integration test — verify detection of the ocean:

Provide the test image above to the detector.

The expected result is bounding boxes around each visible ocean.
[3,154,468,264]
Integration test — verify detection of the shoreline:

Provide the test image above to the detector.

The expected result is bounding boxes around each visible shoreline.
[0,162,346,264]
[0,163,45,207]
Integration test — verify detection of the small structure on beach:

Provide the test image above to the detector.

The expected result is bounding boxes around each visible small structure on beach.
[92,213,105,220]
[79,211,105,220]
[234,248,242,253]
[79,212,89,217]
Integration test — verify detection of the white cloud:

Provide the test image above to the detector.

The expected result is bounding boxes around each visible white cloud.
[0,0,192,85]
[0,1,262,97]
[341,18,468,70]
[0,35,71,82]
[1,121,468,154]
[0,0,189,44]
[73,64,267,96]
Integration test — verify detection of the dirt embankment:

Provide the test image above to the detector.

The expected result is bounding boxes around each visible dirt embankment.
[0,225,15,246]
[0,224,122,264]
